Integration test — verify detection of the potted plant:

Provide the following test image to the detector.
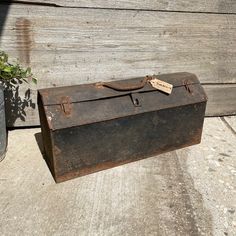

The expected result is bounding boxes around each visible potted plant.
[0,50,37,161]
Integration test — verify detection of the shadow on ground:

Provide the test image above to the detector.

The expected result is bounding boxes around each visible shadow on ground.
[34,132,44,157]
[4,85,36,127]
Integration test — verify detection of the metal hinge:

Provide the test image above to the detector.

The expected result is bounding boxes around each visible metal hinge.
[60,96,72,116]
[183,80,193,94]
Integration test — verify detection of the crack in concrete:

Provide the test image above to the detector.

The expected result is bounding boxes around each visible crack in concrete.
[220,117,236,136]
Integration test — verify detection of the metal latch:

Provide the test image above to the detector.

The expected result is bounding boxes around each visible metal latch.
[60,96,72,116]
[130,93,141,107]
[183,80,193,94]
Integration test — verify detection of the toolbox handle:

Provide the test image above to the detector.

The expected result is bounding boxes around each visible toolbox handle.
[96,76,152,91]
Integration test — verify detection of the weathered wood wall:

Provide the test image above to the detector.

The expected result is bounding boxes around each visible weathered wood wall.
[5,0,236,13]
[0,1,236,126]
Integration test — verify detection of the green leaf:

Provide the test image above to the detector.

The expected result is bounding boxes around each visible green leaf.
[32,77,37,84]
[0,51,8,63]
[3,66,12,73]
[0,50,38,85]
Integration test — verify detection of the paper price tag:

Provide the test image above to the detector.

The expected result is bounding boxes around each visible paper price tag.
[149,78,173,94]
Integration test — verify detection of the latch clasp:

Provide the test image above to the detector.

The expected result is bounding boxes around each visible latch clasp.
[183,80,193,94]
[130,93,141,107]
[60,96,72,116]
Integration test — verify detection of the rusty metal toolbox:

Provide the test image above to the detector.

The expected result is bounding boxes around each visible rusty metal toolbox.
[38,72,207,183]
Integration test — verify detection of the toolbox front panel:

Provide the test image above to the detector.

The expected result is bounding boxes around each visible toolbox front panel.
[51,102,206,182]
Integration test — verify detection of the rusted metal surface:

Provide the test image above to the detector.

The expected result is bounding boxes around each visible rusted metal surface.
[0,86,7,161]
[37,96,55,175]
[60,96,72,117]
[39,72,200,106]
[184,79,193,94]
[98,76,152,91]
[38,72,207,183]
[55,120,204,183]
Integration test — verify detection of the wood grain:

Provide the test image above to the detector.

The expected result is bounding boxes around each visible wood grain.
[6,84,235,127]
[204,84,236,117]
[4,0,236,13]
[0,4,235,126]
[0,4,235,86]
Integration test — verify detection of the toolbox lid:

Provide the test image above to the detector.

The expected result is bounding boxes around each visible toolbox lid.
[38,72,207,130]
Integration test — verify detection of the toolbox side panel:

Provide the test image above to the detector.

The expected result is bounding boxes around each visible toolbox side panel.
[51,102,206,182]
[38,94,56,177]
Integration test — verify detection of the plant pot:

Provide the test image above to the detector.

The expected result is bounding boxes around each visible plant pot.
[0,85,7,161]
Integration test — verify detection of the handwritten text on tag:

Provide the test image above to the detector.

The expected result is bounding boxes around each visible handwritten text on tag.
[149,78,173,94]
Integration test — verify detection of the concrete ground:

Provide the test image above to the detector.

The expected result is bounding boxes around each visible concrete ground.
[0,116,235,236]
